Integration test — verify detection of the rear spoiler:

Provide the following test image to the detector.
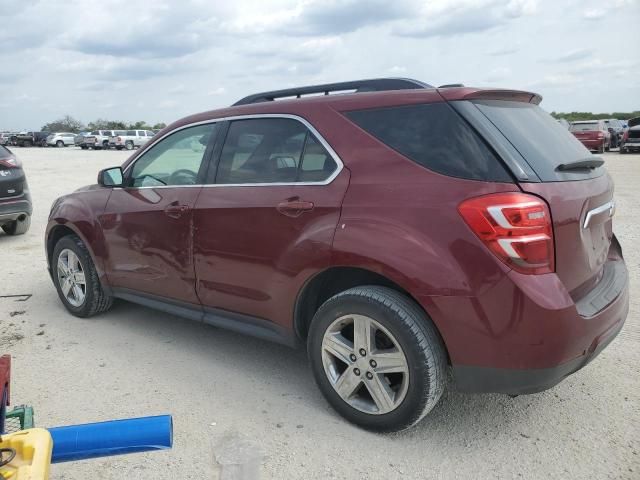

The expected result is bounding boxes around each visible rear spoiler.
[439,88,542,105]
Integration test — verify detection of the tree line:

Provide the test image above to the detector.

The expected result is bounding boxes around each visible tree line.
[41,115,167,133]
[551,111,640,122]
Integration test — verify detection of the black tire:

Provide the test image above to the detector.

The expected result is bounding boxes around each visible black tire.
[116,146,123,151]
[52,235,113,317]
[598,142,605,154]
[56,140,64,148]
[125,141,134,151]
[2,215,30,235]
[308,286,447,432]
[81,146,88,150]
[102,141,110,150]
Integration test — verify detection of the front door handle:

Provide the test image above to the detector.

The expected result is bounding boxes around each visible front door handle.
[277,199,314,218]
[164,203,190,219]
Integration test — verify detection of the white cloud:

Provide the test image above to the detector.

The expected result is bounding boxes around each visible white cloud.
[583,8,606,19]
[0,0,638,129]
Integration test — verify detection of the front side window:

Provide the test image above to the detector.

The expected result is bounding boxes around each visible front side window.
[129,123,217,187]
[215,118,337,184]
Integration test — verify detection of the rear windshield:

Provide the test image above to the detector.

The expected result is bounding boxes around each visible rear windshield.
[345,103,512,182]
[570,122,600,132]
[0,145,10,158]
[471,100,602,182]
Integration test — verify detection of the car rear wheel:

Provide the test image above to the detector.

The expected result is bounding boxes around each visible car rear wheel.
[308,286,447,432]
[2,215,30,236]
[56,140,64,147]
[125,141,134,150]
[52,235,113,317]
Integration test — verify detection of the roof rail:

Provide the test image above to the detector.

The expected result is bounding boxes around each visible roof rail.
[232,78,432,106]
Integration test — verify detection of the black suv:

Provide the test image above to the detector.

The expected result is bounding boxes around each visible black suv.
[0,146,31,235]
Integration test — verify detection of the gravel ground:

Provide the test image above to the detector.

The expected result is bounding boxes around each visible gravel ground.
[1,147,638,479]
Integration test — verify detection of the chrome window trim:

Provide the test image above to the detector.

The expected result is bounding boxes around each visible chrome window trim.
[121,113,344,189]
[583,200,615,229]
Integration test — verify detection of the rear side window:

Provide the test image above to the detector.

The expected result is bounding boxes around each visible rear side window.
[473,100,601,182]
[215,118,337,184]
[345,103,511,182]
[299,135,337,182]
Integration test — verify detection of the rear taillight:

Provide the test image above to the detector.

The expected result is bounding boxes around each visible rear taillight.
[623,130,629,141]
[458,193,554,275]
[0,157,20,168]
[597,132,605,139]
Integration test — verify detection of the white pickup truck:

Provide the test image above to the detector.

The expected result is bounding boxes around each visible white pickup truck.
[109,130,155,150]
[83,130,117,150]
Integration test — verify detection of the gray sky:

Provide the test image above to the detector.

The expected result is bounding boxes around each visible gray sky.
[1,0,638,130]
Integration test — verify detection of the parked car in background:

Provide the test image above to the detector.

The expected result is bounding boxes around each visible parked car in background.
[569,120,611,153]
[75,131,91,149]
[109,130,154,150]
[34,131,50,147]
[10,131,49,147]
[0,133,16,146]
[46,78,627,432]
[84,130,116,150]
[620,117,640,154]
[604,119,624,148]
[0,145,31,235]
[46,132,76,147]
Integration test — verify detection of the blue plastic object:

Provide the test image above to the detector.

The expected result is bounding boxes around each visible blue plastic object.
[48,415,172,463]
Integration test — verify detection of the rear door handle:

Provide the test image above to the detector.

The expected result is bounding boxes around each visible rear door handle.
[277,199,314,218]
[164,203,190,219]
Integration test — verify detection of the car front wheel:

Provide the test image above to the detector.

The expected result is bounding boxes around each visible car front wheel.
[52,235,113,317]
[308,286,447,432]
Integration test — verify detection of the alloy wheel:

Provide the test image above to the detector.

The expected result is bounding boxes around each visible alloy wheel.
[56,249,87,307]
[321,314,409,415]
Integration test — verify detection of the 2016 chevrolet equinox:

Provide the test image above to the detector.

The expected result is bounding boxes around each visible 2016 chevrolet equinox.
[46,79,629,432]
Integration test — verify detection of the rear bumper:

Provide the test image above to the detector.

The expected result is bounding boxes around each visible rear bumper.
[577,138,604,149]
[425,237,629,395]
[452,295,626,394]
[0,196,32,223]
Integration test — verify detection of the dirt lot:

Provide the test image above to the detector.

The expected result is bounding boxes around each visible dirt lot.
[1,147,638,479]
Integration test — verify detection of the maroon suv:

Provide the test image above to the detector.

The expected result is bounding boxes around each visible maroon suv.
[46,79,628,432]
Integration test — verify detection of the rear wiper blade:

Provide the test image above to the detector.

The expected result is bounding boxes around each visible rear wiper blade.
[556,157,604,171]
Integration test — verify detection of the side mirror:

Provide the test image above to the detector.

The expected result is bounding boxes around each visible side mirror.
[98,167,124,187]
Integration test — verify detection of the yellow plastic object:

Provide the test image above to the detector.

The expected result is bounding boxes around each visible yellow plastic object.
[0,428,52,480]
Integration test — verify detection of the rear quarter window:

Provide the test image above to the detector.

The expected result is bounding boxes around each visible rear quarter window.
[345,103,512,182]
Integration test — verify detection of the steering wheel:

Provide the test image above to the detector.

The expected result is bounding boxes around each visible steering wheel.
[169,169,198,185]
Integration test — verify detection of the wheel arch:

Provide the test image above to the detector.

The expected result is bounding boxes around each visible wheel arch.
[293,266,449,361]
[46,222,109,292]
